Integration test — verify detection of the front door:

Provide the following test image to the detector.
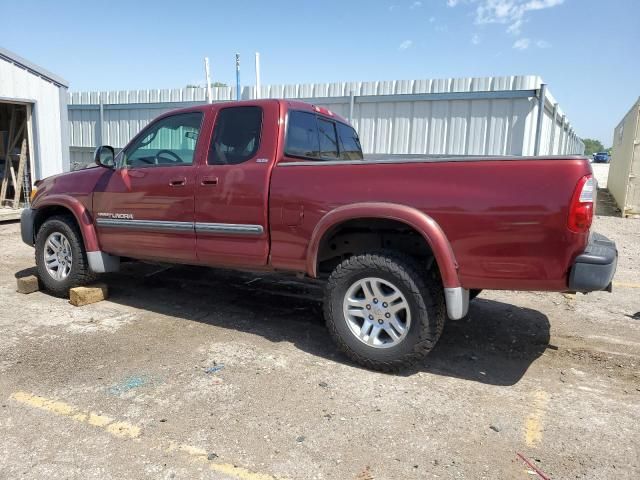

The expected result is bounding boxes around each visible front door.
[194,103,278,267]
[93,111,205,262]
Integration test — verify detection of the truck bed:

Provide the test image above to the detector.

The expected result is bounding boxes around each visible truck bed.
[269,155,593,291]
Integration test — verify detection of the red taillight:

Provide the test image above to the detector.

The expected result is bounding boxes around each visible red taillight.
[568,175,595,233]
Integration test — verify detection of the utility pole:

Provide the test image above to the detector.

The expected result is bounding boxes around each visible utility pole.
[235,53,241,101]
[204,57,213,104]
[255,52,261,99]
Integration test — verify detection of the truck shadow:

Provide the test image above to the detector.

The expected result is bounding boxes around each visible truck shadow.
[17,262,551,387]
[83,263,550,387]
[421,298,551,385]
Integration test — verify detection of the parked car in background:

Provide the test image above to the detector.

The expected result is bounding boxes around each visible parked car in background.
[593,152,610,163]
[20,100,618,371]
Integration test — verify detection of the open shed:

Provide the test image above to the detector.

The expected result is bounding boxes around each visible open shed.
[0,47,69,220]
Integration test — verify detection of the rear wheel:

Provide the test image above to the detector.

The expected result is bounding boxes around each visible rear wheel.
[35,215,95,297]
[470,289,482,301]
[324,252,445,372]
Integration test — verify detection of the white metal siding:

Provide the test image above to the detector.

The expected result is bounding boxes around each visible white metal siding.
[0,56,67,180]
[68,75,584,167]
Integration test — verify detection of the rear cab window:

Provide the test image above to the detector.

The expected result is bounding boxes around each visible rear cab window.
[336,122,363,160]
[285,110,363,161]
[284,111,319,158]
[318,118,339,159]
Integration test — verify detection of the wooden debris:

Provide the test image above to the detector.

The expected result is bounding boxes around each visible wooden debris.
[0,105,29,208]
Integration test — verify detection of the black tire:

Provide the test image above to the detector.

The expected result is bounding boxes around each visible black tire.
[324,252,446,372]
[35,215,96,297]
[470,289,482,301]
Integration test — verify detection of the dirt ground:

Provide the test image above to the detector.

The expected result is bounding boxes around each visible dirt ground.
[0,185,638,479]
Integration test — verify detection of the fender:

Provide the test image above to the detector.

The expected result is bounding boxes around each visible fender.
[33,194,100,252]
[306,202,469,320]
[306,202,460,287]
[31,194,120,273]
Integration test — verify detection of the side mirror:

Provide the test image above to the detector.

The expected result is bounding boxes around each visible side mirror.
[94,145,115,168]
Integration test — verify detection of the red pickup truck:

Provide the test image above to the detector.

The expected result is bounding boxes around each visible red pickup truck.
[21,99,617,371]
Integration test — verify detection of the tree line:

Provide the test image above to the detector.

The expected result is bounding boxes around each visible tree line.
[581,138,611,156]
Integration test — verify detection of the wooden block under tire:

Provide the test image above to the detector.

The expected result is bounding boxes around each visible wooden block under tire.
[69,284,108,307]
[16,275,40,294]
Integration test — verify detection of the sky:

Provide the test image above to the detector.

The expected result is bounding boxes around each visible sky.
[2,0,638,144]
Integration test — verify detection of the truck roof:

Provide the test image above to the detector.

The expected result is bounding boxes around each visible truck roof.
[164,99,349,124]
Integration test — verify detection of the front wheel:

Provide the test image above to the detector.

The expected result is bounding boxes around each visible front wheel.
[324,252,445,372]
[35,215,95,297]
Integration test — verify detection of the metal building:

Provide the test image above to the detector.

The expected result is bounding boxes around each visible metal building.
[0,47,69,218]
[67,75,584,167]
[609,97,640,217]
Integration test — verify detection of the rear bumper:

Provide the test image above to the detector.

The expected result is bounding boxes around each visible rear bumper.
[20,208,36,246]
[568,232,617,292]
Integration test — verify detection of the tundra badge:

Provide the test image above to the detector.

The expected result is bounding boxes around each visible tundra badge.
[97,212,134,220]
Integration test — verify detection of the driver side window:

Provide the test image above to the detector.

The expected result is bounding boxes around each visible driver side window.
[122,112,203,168]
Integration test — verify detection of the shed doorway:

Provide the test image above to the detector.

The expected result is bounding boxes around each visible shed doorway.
[0,101,33,221]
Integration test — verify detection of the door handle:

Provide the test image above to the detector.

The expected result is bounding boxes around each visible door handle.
[201,176,219,186]
[169,177,186,187]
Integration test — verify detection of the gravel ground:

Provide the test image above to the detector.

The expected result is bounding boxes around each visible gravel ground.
[0,194,638,479]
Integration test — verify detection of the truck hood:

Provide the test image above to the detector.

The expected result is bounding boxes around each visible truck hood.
[32,166,112,208]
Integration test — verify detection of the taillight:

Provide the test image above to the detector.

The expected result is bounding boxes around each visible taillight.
[568,175,595,233]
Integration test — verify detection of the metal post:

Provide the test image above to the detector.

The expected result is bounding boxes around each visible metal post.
[204,57,213,104]
[98,97,104,147]
[25,103,37,188]
[569,126,574,154]
[235,53,241,101]
[549,102,558,154]
[533,83,547,156]
[559,115,566,154]
[255,52,261,100]
[349,90,355,123]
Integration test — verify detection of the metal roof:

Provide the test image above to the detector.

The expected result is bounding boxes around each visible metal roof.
[0,46,68,88]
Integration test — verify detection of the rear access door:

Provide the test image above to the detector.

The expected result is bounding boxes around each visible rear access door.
[194,101,280,267]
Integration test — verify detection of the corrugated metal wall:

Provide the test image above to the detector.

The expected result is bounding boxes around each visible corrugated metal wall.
[68,75,584,168]
[609,97,640,216]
